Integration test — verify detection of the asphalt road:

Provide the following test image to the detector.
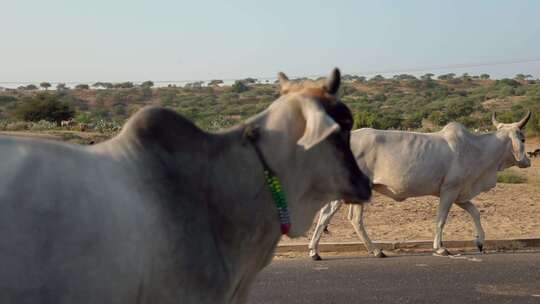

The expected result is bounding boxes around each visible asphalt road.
[248,251,540,304]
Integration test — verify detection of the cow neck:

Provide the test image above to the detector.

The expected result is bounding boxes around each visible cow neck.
[242,124,291,235]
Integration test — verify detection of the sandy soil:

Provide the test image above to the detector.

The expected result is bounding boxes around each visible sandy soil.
[281,137,540,245]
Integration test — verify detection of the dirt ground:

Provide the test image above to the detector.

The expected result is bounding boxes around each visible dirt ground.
[281,137,540,245]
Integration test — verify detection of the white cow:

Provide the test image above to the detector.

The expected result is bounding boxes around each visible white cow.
[309,111,531,260]
[0,69,372,303]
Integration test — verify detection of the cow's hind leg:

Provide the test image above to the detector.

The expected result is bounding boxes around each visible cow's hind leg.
[456,201,485,253]
[308,200,343,261]
[350,203,385,258]
[433,190,459,256]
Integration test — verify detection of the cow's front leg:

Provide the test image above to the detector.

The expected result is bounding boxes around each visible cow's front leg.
[349,203,385,258]
[433,191,459,256]
[308,200,343,261]
[456,201,485,253]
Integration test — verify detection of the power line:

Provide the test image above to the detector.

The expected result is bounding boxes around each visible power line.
[1,57,540,85]
[356,57,540,76]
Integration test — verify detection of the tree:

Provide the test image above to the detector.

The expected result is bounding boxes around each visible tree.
[56,83,68,91]
[75,84,90,90]
[141,80,154,88]
[184,81,203,89]
[14,93,74,125]
[354,76,367,83]
[232,80,249,93]
[369,75,385,83]
[461,73,472,82]
[208,80,224,86]
[480,74,490,80]
[353,111,377,129]
[114,82,134,89]
[92,82,104,88]
[421,73,434,80]
[428,111,448,126]
[40,82,51,90]
[393,74,416,81]
[24,84,38,90]
[515,74,533,81]
[437,73,455,80]
[402,112,424,129]
[242,78,257,84]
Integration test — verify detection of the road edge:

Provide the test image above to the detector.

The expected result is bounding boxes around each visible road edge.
[276,237,540,254]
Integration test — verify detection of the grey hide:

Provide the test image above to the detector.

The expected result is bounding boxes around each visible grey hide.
[309,112,531,259]
[0,68,371,303]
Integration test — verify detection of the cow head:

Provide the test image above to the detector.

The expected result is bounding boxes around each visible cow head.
[492,111,531,168]
[261,68,371,236]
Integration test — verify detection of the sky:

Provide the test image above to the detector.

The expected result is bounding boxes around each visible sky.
[1,0,540,84]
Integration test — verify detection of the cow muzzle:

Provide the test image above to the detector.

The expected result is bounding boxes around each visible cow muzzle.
[517,157,531,168]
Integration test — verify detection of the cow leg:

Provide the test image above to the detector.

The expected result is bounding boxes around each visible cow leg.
[308,200,343,261]
[433,191,459,256]
[350,203,385,258]
[456,201,485,253]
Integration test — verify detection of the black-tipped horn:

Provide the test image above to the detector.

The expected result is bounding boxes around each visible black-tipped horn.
[492,112,500,128]
[324,68,341,95]
[517,110,531,129]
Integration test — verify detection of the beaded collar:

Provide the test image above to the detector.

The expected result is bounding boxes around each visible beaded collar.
[243,125,291,235]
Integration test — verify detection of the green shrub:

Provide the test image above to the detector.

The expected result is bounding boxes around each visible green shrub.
[497,172,527,184]
[5,121,29,131]
[29,120,57,131]
[14,93,74,124]
[232,81,249,93]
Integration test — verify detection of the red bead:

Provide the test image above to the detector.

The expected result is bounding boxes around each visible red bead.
[281,223,291,235]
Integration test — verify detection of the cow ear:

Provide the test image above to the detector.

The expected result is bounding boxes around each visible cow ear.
[297,101,340,150]
[511,135,523,161]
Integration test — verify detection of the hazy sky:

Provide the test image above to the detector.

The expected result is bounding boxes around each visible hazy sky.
[1,0,540,83]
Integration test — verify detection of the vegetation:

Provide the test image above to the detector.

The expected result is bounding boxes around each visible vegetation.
[40,82,51,90]
[1,73,539,136]
[497,171,527,184]
[13,93,74,125]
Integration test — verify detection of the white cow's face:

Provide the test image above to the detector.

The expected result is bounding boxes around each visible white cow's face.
[493,111,531,168]
[506,127,530,168]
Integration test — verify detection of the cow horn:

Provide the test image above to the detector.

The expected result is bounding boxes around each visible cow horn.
[517,110,531,129]
[491,112,500,128]
[277,72,289,85]
[324,68,341,95]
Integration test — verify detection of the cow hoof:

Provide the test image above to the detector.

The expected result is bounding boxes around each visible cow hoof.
[373,249,387,258]
[477,244,484,254]
[433,248,451,257]
[311,253,322,261]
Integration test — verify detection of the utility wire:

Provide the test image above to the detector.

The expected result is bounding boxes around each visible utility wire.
[2,57,540,85]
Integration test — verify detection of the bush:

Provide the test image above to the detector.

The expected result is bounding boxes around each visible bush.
[13,93,74,125]
[4,121,29,131]
[232,81,249,93]
[0,96,17,105]
[29,120,57,131]
[497,171,527,184]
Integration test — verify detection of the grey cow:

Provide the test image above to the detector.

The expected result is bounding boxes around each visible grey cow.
[309,111,531,260]
[0,69,371,303]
